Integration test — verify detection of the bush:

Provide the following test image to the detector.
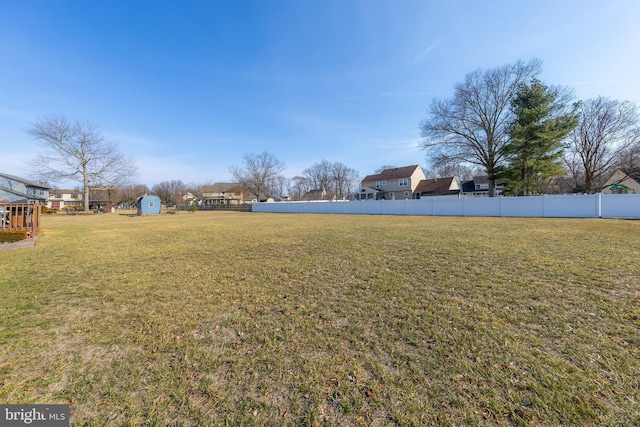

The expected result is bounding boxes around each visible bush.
[187,204,198,213]
[42,206,59,214]
[0,230,28,243]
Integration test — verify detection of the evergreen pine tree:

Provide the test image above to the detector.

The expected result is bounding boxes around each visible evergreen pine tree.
[499,79,579,195]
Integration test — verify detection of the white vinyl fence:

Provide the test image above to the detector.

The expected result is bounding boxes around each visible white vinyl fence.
[252,194,640,219]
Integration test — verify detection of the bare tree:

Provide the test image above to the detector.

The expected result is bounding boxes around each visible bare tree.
[303,159,333,191]
[229,151,285,200]
[116,184,151,207]
[270,175,289,199]
[420,59,542,196]
[424,155,476,180]
[569,97,639,193]
[27,115,136,212]
[331,162,359,199]
[614,129,640,171]
[562,152,586,193]
[289,176,309,200]
[152,180,186,206]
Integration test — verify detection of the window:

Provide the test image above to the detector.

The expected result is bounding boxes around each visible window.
[149,201,155,207]
[381,181,386,187]
[404,191,410,197]
[375,181,380,189]
[399,178,408,187]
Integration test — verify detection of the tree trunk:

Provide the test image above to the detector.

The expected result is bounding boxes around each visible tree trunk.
[83,166,90,212]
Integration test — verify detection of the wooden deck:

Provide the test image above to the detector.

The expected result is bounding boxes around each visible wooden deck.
[0,203,42,237]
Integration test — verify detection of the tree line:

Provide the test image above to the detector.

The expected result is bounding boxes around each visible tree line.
[25,116,362,209]
[420,59,640,196]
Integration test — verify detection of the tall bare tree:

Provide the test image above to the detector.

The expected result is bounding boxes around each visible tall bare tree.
[229,151,285,200]
[569,97,639,193]
[420,59,542,196]
[28,115,136,212]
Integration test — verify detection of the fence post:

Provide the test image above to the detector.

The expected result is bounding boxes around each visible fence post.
[597,193,602,218]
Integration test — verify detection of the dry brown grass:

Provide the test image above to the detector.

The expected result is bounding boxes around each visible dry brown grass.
[0,211,639,426]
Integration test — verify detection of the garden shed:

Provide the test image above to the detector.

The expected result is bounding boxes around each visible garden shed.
[136,195,162,215]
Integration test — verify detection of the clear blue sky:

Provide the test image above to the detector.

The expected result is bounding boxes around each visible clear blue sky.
[2,0,639,187]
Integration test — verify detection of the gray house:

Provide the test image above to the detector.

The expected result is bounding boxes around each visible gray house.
[0,173,50,204]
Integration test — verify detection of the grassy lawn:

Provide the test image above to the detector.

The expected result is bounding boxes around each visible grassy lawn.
[1,211,639,426]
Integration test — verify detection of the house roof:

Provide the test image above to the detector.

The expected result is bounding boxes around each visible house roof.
[0,173,50,189]
[361,165,421,183]
[302,188,335,200]
[472,175,488,185]
[414,177,459,195]
[617,167,640,183]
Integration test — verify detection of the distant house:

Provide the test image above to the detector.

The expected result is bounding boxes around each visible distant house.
[302,188,335,201]
[359,165,427,200]
[202,183,247,205]
[0,173,49,204]
[602,168,640,194]
[460,176,505,197]
[137,194,162,215]
[414,177,460,198]
[47,189,83,209]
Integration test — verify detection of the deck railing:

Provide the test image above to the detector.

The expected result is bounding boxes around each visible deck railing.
[0,203,42,237]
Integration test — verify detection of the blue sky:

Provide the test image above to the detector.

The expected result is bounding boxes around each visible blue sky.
[2,1,640,187]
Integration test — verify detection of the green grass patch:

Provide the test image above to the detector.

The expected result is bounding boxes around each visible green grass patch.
[1,212,639,425]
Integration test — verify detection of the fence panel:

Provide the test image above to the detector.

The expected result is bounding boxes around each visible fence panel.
[541,195,598,218]
[601,194,640,218]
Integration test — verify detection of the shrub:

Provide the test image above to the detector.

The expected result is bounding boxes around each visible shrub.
[187,204,198,213]
[0,230,28,243]
[42,206,58,214]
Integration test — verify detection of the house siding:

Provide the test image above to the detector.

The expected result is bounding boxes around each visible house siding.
[360,166,426,200]
[0,173,50,204]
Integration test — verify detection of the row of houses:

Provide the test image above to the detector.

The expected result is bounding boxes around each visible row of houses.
[357,165,503,200]
[2,166,640,209]
[358,165,640,200]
